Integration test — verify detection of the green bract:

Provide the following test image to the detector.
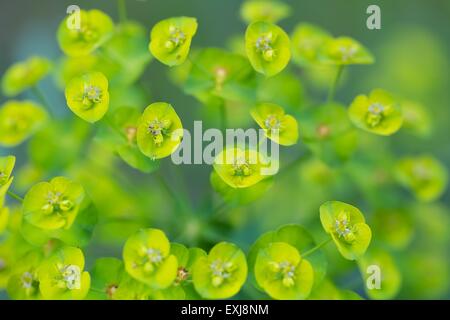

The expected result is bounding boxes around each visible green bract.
[401,100,432,137]
[0,156,15,208]
[395,155,448,202]
[372,209,414,249]
[251,102,299,146]
[291,23,332,66]
[65,72,110,123]
[136,102,183,160]
[123,228,178,289]
[38,246,90,300]
[320,201,372,260]
[104,107,160,173]
[0,100,48,147]
[213,147,274,189]
[57,9,114,57]
[245,21,291,77]
[255,242,314,300]
[1,57,52,96]
[192,242,247,299]
[184,48,257,103]
[319,37,374,65]
[23,176,85,230]
[247,224,327,293]
[299,103,358,165]
[154,244,206,299]
[0,207,8,234]
[149,17,198,66]
[6,250,43,300]
[240,0,291,24]
[88,257,125,300]
[349,89,403,136]
[358,248,401,300]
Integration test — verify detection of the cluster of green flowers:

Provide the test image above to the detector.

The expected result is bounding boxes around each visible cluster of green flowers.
[0,0,448,300]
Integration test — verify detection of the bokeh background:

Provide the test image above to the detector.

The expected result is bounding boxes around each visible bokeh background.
[1,0,449,299]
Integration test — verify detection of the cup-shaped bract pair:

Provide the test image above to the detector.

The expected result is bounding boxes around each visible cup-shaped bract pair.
[320,201,372,260]
[88,257,125,300]
[149,17,198,67]
[213,147,275,189]
[0,156,15,208]
[38,246,91,300]
[136,102,183,160]
[349,89,403,136]
[299,103,358,166]
[0,101,48,147]
[65,72,110,123]
[1,57,52,97]
[255,242,314,300]
[57,9,114,57]
[401,100,432,137]
[23,177,85,230]
[319,37,374,65]
[395,155,448,202]
[184,48,257,103]
[6,250,43,300]
[251,103,299,146]
[291,23,332,66]
[192,242,247,299]
[154,243,206,299]
[245,21,291,77]
[123,228,178,289]
[240,0,291,24]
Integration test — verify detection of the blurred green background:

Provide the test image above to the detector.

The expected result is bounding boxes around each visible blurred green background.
[1,0,449,299]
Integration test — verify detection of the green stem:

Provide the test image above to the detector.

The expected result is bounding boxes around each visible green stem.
[7,190,24,203]
[302,238,332,258]
[327,65,344,103]
[117,0,127,23]
[32,85,53,116]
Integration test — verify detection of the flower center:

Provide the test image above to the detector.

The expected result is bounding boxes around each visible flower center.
[21,271,35,289]
[125,126,137,143]
[317,124,331,138]
[80,25,99,43]
[214,67,228,90]
[82,84,102,108]
[231,157,252,177]
[106,284,118,299]
[59,264,81,290]
[264,114,281,132]
[139,247,164,273]
[256,34,275,62]
[339,45,357,62]
[210,259,234,287]
[334,212,355,243]
[165,26,186,52]
[147,118,172,146]
[41,191,74,214]
[365,102,385,127]
[269,260,297,287]
[175,267,189,285]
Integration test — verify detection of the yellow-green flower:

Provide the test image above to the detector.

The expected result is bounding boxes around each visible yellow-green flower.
[0,155,15,209]
[0,100,48,147]
[65,72,110,123]
[291,23,332,66]
[6,250,43,300]
[240,0,291,24]
[245,21,291,77]
[123,228,178,289]
[319,37,374,65]
[23,177,85,230]
[213,147,274,189]
[348,89,403,136]
[320,201,372,260]
[57,9,114,57]
[255,242,314,300]
[251,102,299,146]
[395,155,448,202]
[192,242,247,299]
[1,57,52,97]
[136,102,183,160]
[38,246,91,300]
[401,100,432,137]
[149,17,198,66]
